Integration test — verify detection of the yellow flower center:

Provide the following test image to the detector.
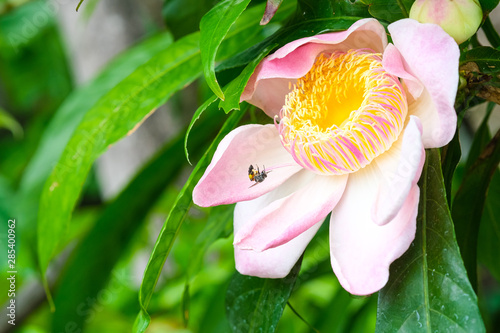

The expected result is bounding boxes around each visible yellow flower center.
[277,49,408,175]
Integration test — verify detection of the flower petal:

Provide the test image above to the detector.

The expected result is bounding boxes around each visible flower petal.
[234,171,347,251]
[234,202,323,278]
[371,116,424,226]
[329,178,419,295]
[242,18,388,117]
[388,18,459,148]
[382,43,423,100]
[193,124,302,207]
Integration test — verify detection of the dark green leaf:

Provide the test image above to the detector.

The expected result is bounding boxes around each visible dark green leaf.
[182,204,234,326]
[313,287,355,333]
[461,46,500,73]
[0,0,72,114]
[441,130,461,206]
[162,0,217,39]
[479,0,500,13]
[186,205,234,280]
[452,128,500,289]
[481,17,500,49]
[52,122,211,332]
[367,0,413,22]
[200,0,252,100]
[218,16,362,71]
[20,32,174,195]
[37,32,202,291]
[377,149,484,333]
[219,44,276,113]
[293,0,334,21]
[226,257,302,333]
[464,103,494,172]
[345,295,377,333]
[185,94,219,164]
[477,170,500,282]
[134,109,245,333]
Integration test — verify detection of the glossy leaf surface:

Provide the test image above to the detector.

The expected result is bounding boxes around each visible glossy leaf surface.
[200,0,252,99]
[52,127,206,332]
[453,127,500,289]
[226,258,302,333]
[376,149,484,333]
[37,32,202,286]
[134,110,245,333]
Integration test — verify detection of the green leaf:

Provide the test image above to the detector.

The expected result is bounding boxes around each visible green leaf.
[134,109,245,333]
[464,103,494,172]
[182,204,234,326]
[0,106,22,139]
[186,205,234,280]
[0,0,73,114]
[162,0,216,39]
[185,94,219,164]
[37,32,202,290]
[218,16,362,72]
[367,0,413,22]
[200,0,252,100]
[294,0,334,21]
[461,46,500,73]
[219,44,276,113]
[479,0,500,13]
[481,17,500,49]
[452,128,500,290]
[376,149,485,333]
[313,287,356,333]
[330,0,370,18]
[51,123,210,332]
[226,257,303,333]
[20,32,174,194]
[478,170,500,282]
[441,130,461,206]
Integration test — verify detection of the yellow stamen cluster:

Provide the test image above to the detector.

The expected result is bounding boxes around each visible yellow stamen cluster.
[277,49,408,175]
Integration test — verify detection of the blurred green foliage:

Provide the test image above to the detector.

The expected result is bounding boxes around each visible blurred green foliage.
[0,0,499,332]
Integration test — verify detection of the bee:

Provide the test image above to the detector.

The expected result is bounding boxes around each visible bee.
[248,164,269,188]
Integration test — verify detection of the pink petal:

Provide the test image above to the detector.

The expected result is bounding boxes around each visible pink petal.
[382,43,424,100]
[388,18,459,148]
[241,18,388,118]
[330,179,419,296]
[234,170,347,251]
[328,118,424,295]
[193,124,302,207]
[371,116,425,225]
[234,189,324,278]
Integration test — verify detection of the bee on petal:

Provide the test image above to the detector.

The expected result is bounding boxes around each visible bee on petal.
[248,164,269,188]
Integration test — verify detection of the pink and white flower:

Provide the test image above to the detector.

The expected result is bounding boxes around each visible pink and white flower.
[193,18,459,295]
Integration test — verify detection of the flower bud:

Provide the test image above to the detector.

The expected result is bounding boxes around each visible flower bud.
[409,0,483,44]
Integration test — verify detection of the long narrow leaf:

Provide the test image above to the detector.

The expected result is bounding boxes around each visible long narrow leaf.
[37,32,202,299]
[200,0,252,99]
[52,116,218,331]
[20,32,174,194]
[134,109,245,333]
[452,128,500,289]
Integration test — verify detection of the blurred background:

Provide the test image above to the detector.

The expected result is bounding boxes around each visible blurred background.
[0,0,499,332]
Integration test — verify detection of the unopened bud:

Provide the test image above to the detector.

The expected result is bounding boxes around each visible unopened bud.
[410,0,483,44]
